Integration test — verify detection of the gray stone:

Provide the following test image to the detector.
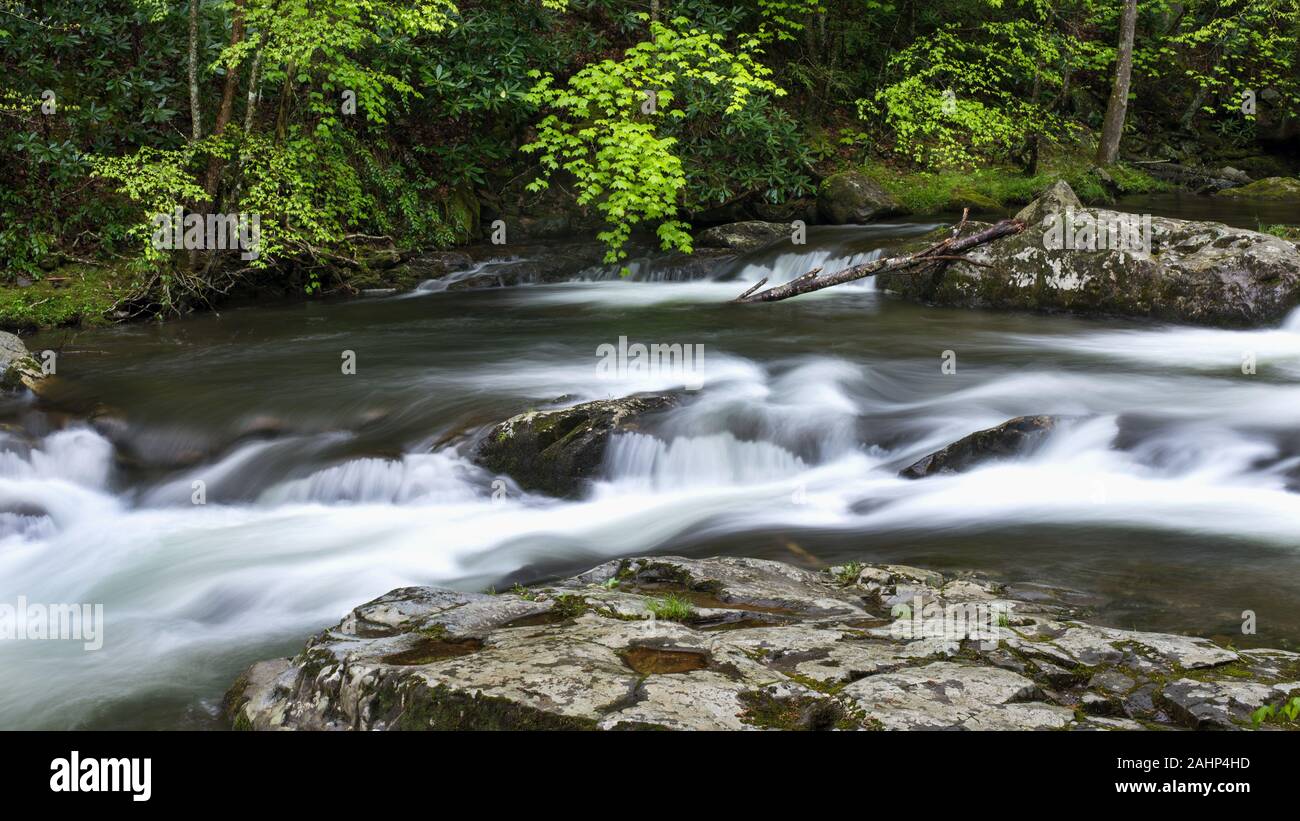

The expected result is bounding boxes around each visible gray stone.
[1160,678,1300,729]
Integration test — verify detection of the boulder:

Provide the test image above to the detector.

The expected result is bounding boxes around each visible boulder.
[226,553,1299,731]
[877,181,1300,327]
[901,416,1057,478]
[693,221,790,251]
[0,332,44,393]
[817,171,904,224]
[474,394,677,497]
[1214,176,1300,201]
[1012,179,1081,226]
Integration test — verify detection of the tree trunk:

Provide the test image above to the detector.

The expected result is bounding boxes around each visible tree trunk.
[188,0,201,140]
[243,45,264,134]
[204,0,247,199]
[1096,0,1138,165]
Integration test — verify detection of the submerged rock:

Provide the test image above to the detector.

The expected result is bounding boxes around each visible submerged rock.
[694,220,790,251]
[901,415,1058,479]
[817,171,904,224]
[474,394,677,497]
[877,181,1300,326]
[0,332,44,393]
[227,554,1300,731]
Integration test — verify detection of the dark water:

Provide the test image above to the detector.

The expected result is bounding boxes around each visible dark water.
[2,204,1299,729]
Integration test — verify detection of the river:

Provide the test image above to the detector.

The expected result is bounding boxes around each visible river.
[2,203,1299,729]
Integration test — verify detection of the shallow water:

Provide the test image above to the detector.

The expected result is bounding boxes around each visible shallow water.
[4,213,1300,730]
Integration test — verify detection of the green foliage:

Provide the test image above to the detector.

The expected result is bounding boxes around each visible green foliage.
[867,3,1091,168]
[523,16,785,263]
[90,146,209,266]
[1252,694,1300,727]
[1143,0,1300,124]
[755,0,825,42]
[2,0,1297,327]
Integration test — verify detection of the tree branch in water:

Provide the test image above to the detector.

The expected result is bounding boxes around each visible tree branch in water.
[731,217,1025,304]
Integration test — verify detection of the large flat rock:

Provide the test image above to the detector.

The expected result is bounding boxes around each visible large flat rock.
[227,555,1300,731]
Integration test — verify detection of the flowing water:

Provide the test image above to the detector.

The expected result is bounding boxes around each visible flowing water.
[3,211,1300,730]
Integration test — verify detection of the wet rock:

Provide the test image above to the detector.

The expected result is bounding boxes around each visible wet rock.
[1214,176,1300,201]
[229,554,1298,731]
[878,181,1300,327]
[694,221,790,251]
[0,332,44,393]
[817,171,904,224]
[474,394,677,497]
[901,415,1057,478]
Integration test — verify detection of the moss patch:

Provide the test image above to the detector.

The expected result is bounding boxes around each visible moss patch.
[392,681,600,730]
[860,159,1167,214]
[0,263,135,333]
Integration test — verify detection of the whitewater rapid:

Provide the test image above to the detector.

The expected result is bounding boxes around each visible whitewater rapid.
[1,254,1298,728]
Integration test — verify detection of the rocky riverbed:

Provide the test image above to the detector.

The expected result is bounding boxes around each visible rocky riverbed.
[226,554,1300,731]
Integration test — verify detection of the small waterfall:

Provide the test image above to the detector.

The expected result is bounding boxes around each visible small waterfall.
[732,247,883,287]
[0,428,114,488]
[0,428,119,539]
[604,431,806,491]
[258,452,480,505]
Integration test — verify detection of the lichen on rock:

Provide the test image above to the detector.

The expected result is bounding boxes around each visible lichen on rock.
[228,554,1300,731]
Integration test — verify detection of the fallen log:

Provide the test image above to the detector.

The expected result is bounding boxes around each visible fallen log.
[731,216,1025,304]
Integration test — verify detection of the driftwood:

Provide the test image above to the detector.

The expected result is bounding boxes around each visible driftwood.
[732,214,1025,304]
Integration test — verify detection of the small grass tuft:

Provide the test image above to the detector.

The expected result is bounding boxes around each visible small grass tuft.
[833,561,864,586]
[645,594,695,622]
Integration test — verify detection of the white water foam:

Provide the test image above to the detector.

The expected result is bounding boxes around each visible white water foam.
[3,303,1300,728]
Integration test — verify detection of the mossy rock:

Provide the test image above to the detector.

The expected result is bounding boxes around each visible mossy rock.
[475,394,678,497]
[1214,176,1300,200]
[949,186,1001,211]
[817,171,905,224]
[0,331,44,392]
